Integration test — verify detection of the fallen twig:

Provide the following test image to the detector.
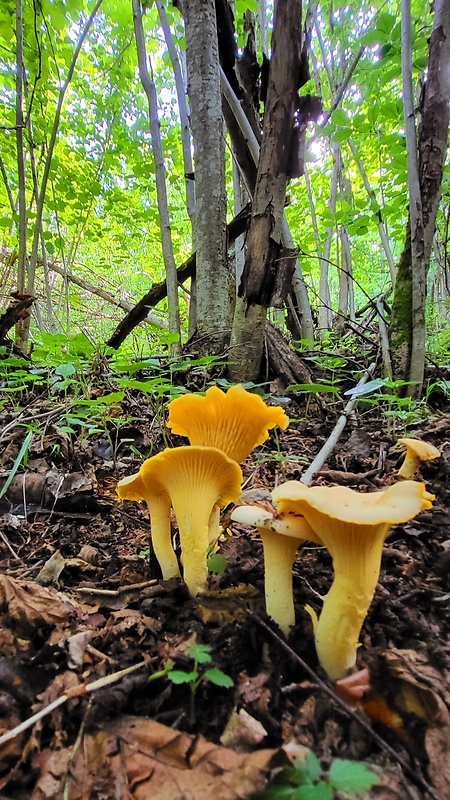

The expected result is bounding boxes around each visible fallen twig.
[300,362,377,486]
[0,660,151,746]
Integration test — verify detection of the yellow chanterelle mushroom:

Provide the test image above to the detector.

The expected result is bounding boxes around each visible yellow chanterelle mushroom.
[272,480,434,681]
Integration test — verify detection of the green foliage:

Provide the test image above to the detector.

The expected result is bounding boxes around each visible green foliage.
[0,430,33,497]
[257,752,379,800]
[166,643,234,692]
[146,642,233,725]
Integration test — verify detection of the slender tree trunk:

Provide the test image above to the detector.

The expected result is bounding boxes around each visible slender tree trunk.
[400,0,426,394]
[229,0,303,380]
[133,0,181,357]
[318,144,339,339]
[15,0,28,349]
[391,0,450,395]
[347,138,396,284]
[23,0,103,351]
[156,0,197,336]
[184,0,230,353]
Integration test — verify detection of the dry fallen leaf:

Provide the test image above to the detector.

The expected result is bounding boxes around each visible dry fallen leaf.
[31,716,286,800]
[220,707,267,751]
[379,649,450,797]
[0,575,71,636]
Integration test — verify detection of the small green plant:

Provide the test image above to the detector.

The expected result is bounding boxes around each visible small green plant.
[148,643,233,725]
[257,751,379,800]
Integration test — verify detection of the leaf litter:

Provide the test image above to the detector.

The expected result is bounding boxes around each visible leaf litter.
[0,382,449,799]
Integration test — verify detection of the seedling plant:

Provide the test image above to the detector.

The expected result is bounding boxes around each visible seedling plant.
[257,750,379,800]
[148,643,233,726]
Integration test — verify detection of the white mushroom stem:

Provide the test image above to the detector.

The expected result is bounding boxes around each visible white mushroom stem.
[231,506,317,635]
[258,530,300,635]
[147,495,181,580]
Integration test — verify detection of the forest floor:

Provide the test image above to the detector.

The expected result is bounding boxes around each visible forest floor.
[0,356,449,800]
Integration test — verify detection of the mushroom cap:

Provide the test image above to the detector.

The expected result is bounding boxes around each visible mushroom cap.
[117,472,149,502]
[272,480,434,534]
[167,384,289,463]
[140,445,242,508]
[398,438,440,461]
[231,504,322,543]
[272,481,434,681]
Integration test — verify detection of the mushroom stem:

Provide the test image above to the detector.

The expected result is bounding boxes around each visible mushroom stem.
[314,539,386,681]
[173,487,219,595]
[208,505,221,546]
[147,495,181,581]
[259,531,300,635]
[397,453,421,479]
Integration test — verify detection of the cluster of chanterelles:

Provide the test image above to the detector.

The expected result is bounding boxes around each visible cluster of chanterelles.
[117,385,288,596]
[118,386,438,682]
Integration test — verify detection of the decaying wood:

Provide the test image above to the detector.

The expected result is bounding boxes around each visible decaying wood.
[0,293,35,343]
[239,0,303,308]
[264,322,312,387]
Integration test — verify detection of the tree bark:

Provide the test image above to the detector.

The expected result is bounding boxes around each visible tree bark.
[14,0,28,350]
[390,0,450,395]
[229,0,303,381]
[184,0,231,352]
[132,0,181,357]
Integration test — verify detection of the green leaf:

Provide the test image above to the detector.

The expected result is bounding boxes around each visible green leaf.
[203,668,234,688]
[167,670,198,684]
[297,784,332,800]
[286,384,339,394]
[332,127,351,142]
[361,29,382,46]
[289,752,321,785]
[207,552,228,574]
[329,760,379,794]
[187,643,212,664]
[330,109,348,126]
[54,362,76,377]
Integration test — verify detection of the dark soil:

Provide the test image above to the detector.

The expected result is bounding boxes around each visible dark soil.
[0,369,449,800]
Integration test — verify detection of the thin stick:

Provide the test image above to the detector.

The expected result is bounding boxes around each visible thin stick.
[0,660,150,746]
[300,362,377,486]
[253,615,443,800]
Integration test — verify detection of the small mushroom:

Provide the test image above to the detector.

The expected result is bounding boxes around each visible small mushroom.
[117,472,180,581]
[231,504,320,635]
[167,384,289,464]
[140,446,242,596]
[397,438,440,479]
[272,480,434,680]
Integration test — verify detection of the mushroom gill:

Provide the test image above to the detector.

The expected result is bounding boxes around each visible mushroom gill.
[167,384,289,464]
[140,446,242,596]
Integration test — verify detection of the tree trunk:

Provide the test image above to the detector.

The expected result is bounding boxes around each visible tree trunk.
[390,0,450,395]
[184,0,230,353]
[15,0,28,350]
[132,0,181,357]
[229,0,303,381]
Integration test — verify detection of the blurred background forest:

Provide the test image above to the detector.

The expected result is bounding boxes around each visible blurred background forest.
[0,0,449,393]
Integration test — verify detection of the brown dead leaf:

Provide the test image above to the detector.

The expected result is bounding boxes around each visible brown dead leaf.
[373,649,450,797]
[220,708,267,751]
[32,716,285,800]
[0,575,71,636]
